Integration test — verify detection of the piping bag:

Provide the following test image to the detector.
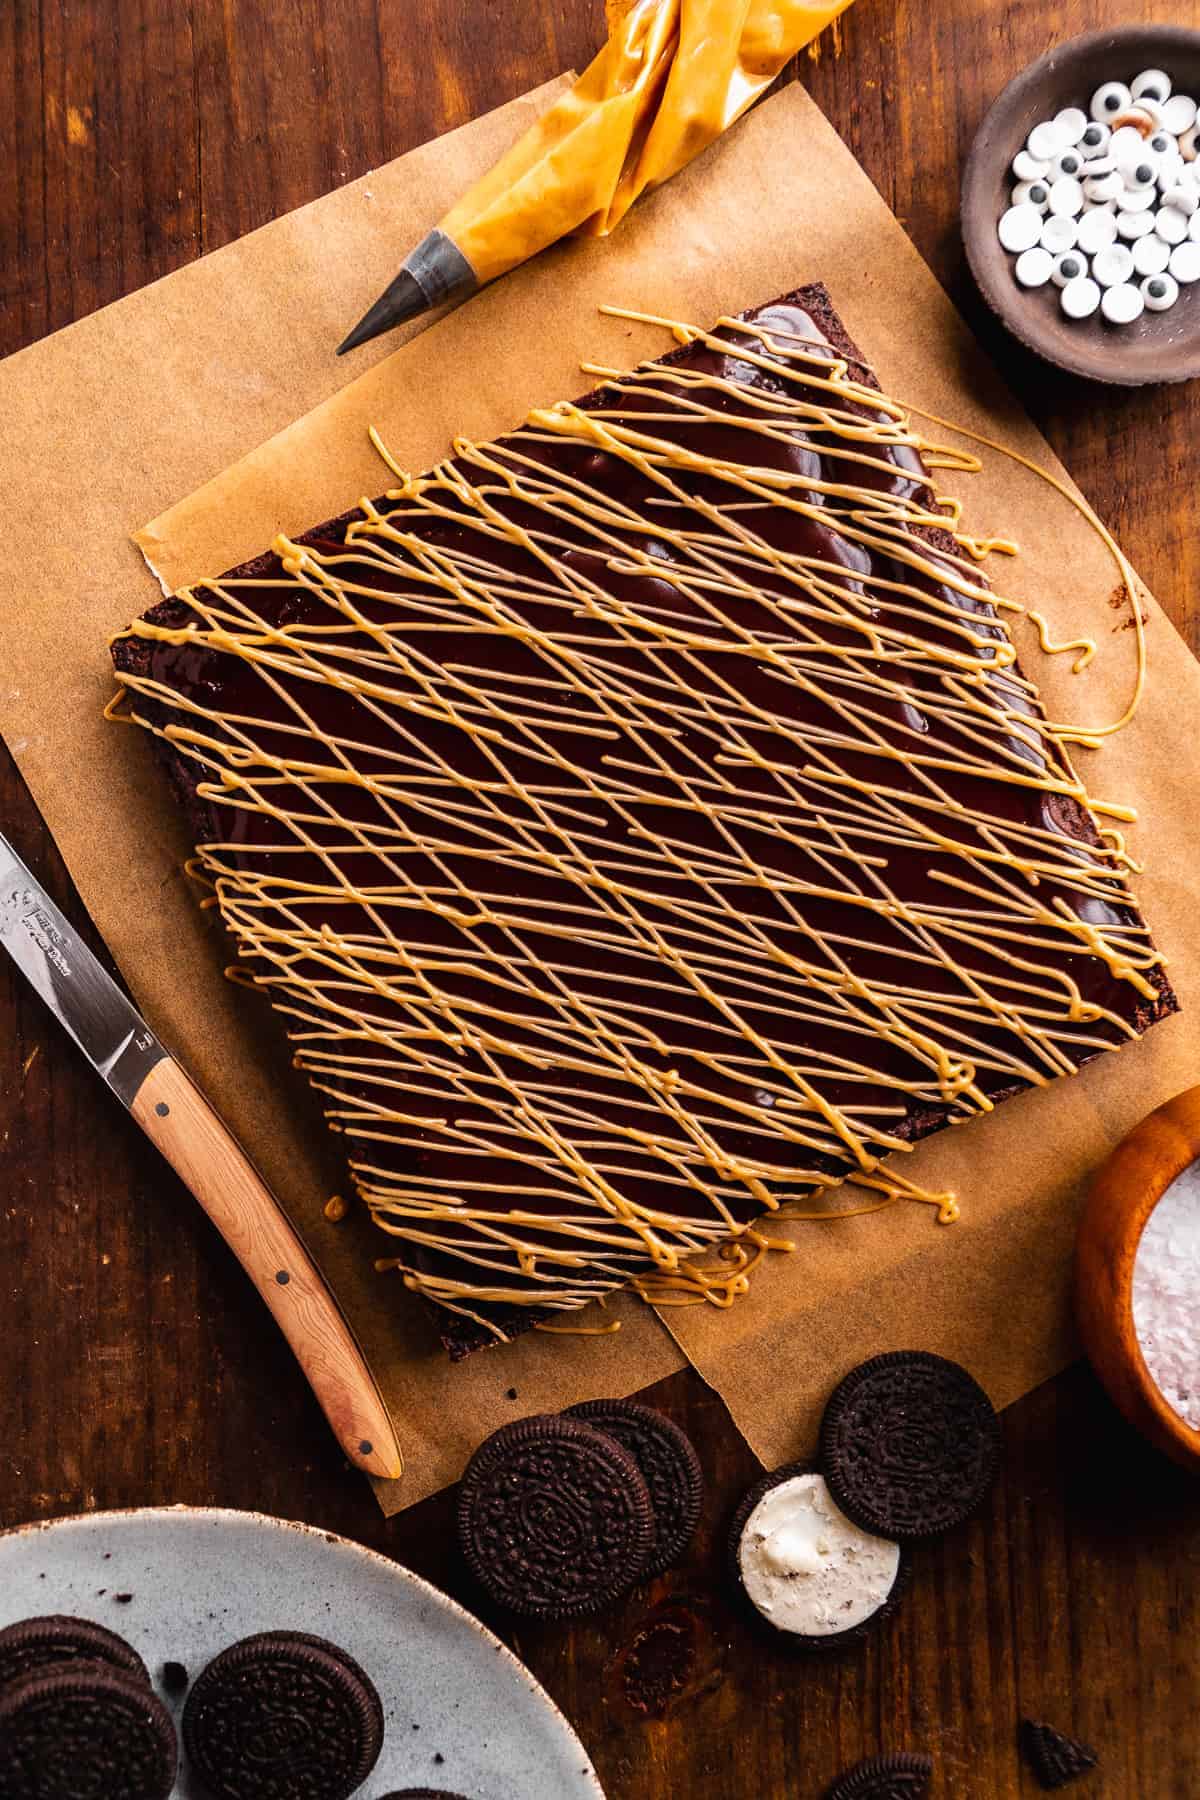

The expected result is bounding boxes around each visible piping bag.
[338,0,855,354]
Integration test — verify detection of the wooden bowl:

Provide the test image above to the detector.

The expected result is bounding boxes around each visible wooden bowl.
[962,24,1200,385]
[1076,1085,1200,1470]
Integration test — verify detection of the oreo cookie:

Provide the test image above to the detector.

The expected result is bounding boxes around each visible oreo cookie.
[0,1658,176,1799]
[457,1414,653,1618]
[1019,1718,1099,1790]
[566,1399,703,1575]
[0,1614,150,1689]
[820,1351,1000,1541]
[823,1752,933,1798]
[728,1461,907,1653]
[182,1629,383,1800]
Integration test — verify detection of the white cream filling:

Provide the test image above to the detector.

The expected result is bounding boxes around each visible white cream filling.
[738,1471,900,1636]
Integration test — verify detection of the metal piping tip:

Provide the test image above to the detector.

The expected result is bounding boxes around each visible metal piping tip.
[337,270,430,356]
[337,229,479,356]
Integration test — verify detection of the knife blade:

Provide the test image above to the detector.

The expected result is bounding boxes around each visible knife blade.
[0,832,402,1482]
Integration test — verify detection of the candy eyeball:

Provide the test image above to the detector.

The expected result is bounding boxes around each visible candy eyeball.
[1091,80,1133,121]
[1040,213,1078,254]
[1051,250,1086,288]
[1131,231,1171,275]
[1141,271,1179,310]
[1050,148,1085,180]
[1116,209,1155,241]
[1077,207,1119,253]
[1012,179,1050,210]
[1156,204,1190,245]
[1027,119,1067,161]
[1146,130,1175,159]
[1169,240,1200,283]
[1131,68,1171,104]
[1012,148,1050,181]
[1060,274,1101,318]
[1092,242,1136,287]
[998,203,1046,253]
[1161,93,1198,135]
[1053,106,1088,144]
[1079,122,1111,157]
[1014,246,1054,288]
[1182,123,1200,162]
[1100,282,1144,323]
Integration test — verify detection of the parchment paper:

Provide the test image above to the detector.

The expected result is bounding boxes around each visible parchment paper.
[0,76,687,1517]
[3,77,1198,1518]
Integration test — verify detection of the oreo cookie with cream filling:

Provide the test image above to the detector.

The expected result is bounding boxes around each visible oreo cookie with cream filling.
[728,1461,906,1652]
[458,1413,654,1617]
[820,1350,1000,1541]
[0,1614,150,1690]
[182,1629,383,1800]
[0,1658,176,1800]
[565,1399,703,1575]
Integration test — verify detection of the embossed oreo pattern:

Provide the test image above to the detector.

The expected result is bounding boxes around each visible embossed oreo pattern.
[565,1400,703,1576]
[457,1415,653,1618]
[0,1659,176,1800]
[0,1614,150,1690]
[823,1750,934,1799]
[820,1351,1000,1541]
[182,1629,383,1800]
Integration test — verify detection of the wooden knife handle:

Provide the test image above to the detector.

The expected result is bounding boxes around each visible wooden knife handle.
[130,1056,403,1481]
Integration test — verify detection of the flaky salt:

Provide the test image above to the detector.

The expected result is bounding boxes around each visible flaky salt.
[1132,1161,1200,1431]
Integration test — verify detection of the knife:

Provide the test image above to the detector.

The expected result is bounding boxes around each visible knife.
[0,832,403,1482]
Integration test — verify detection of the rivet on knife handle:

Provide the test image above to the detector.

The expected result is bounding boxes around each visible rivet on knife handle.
[128,1056,403,1481]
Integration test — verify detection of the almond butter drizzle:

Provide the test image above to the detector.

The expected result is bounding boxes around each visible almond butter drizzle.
[109,305,1160,1342]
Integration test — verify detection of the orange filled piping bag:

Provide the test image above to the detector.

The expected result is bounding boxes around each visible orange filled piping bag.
[338,0,854,353]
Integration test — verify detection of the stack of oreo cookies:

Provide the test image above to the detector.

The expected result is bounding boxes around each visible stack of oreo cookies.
[457,1401,704,1618]
[0,1614,176,1799]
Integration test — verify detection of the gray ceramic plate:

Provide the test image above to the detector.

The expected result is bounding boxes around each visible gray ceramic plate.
[0,1506,605,1800]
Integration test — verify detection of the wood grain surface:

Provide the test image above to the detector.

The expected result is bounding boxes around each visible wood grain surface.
[1,2,1198,1795]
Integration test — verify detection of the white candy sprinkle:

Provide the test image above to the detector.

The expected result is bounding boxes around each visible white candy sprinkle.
[1162,182,1199,215]
[1091,81,1132,122]
[1120,181,1157,212]
[1093,242,1136,286]
[1161,93,1198,135]
[1053,106,1089,144]
[1061,274,1101,318]
[1142,271,1180,310]
[1132,1162,1200,1432]
[1015,246,1054,288]
[1101,281,1144,323]
[1051,250,1087,288]
[998,203,1045,253]
[1083,170,1124,202]
[1077,206,1119,253]
[1110,124,1150,158]
[1013,149,1051,182]
[1047,176,1084,217]
[1116,141,1159,182]
[1028,119,1067,161]
[1131,68,1171,103]
[1131,231,1171,275]
[1156,203,1190,243]
[1169,240,1200,282]
[1079,123,1111,158]
[1117,209,1156,240]
[1039,213,1078,253]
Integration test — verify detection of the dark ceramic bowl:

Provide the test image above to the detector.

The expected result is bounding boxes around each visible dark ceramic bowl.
[963,24,1200,385]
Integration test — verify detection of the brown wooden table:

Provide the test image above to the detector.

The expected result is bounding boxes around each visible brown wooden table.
[2,2,1198,1794]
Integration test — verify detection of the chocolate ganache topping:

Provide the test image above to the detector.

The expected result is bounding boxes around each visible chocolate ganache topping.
[111,285,1176,1350]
